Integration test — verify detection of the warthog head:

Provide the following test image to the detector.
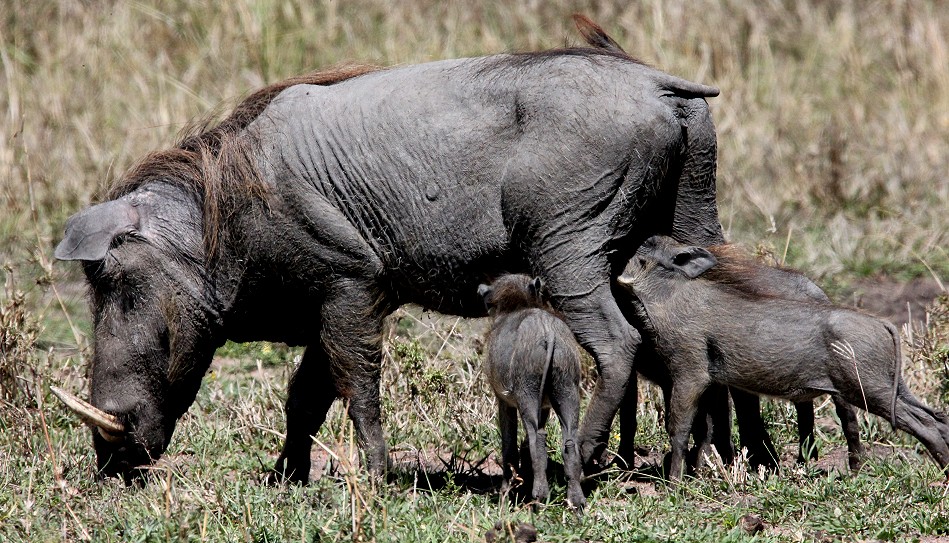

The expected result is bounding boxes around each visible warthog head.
[617,235,718,296]
[477,274,546,315]
[53,183,222,481]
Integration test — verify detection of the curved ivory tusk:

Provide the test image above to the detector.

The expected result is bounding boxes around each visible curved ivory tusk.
[49,385,126,436]
[616,274,635,286]
[96,427,125,443]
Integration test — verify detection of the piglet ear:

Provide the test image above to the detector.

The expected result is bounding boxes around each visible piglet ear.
[529,277,543,297]
[477,283,493,310]
[671,247,717,278]
[54,199,140,261]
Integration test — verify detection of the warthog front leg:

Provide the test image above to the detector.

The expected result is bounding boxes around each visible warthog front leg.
[731,389,780,469]
[620,354,734,473]
[795,400,817,464]
[691,385,735,468]
[272,345,336,484]
[666,374,709,481]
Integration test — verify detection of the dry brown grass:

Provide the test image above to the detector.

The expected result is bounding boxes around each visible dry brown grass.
[0,276,37,404]
[905,294,949,401]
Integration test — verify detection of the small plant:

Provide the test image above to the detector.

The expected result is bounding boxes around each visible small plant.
[391,338,456,399]
[909,294,949,403]
[215,340,301,367]
[0,273,39,406]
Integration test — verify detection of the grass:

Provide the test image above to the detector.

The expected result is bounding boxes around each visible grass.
[5,305,949,541]
[1,0,948,541]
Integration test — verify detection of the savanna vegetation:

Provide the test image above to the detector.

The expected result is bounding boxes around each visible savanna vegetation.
[1,1,948,541]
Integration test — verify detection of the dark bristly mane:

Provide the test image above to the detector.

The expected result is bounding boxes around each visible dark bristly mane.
[108,64,380,260]
[704,244,802,298]
[478,44,644,76]
[487,275,566,320]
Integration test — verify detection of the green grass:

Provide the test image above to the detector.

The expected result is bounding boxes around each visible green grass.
[2,1,949,541]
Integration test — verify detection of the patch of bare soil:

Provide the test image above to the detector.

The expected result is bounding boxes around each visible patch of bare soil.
[302,445,503,493]
[809,443,921,475]
[843,276,945,326]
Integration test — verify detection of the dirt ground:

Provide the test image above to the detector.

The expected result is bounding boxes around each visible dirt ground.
[842,276,945,326]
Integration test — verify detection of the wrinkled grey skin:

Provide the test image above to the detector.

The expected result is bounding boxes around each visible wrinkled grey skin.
[479,275,585,511]
[618,236,949,479]
[55,43,723,481]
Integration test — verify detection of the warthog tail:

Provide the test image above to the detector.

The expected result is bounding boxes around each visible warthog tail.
[572,14,626,54]
[538,324,556,421]
[885,321,902,427]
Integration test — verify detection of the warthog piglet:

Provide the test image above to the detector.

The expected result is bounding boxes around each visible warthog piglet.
[479,275,585,511]
[617,235,949,479]
[696,243,863,470]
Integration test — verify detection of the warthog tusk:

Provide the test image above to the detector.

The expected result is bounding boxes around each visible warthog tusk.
[97,427,125,443]
[49,385,126,439]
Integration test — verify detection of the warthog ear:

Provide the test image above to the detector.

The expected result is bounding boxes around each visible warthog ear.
[670,247,717,279]
[477,283,493,311]
[54,200,140,261]
[528,277,543,298]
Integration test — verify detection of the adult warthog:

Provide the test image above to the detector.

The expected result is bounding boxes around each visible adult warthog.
[53,18,723,482]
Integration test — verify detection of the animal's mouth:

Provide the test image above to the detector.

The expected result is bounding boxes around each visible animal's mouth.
[51,385,165,481]
[94,431,158,484]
